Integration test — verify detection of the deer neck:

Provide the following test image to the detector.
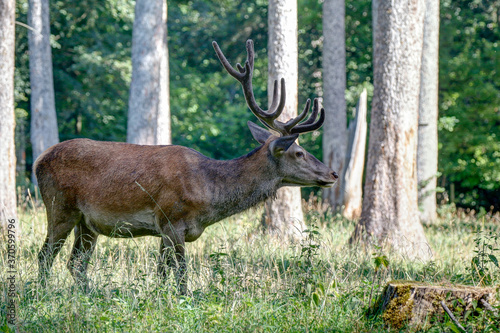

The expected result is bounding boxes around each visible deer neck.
[206,146,281,220]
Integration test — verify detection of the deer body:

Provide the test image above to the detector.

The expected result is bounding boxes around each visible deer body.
[36,138,283,241]
[37,40,337,293]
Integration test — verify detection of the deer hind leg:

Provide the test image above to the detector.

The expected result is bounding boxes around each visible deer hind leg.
[67,220,98,292]
[38,208,82,286]
[158,230,187,294]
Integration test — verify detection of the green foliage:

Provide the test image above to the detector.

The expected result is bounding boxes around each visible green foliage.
[439,0,500,209]
[292,224,325,305]
[367,247,390,310]
[49,0,133,142]
[208,246,229,286]
[15,0,133,170]
[168,0,269,159]
[12,0,499,209]
[442,296,500,333]
[467,229,500,286]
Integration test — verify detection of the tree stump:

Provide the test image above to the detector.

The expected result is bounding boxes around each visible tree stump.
[374,281,496,329]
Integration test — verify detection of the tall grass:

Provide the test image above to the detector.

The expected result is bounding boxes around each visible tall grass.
[1,198,499,332]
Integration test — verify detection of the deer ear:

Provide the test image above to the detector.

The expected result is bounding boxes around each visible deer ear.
[269,134,299,156]
[248,121,272,144]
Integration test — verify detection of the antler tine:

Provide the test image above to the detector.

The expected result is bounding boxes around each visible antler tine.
[212,41,245,80]
[300,98,320,126]
[235,40,255,74]
[283,99,311,133]
[256,80,280,130]
[213,41,325,136]
[236,63,245,74]
[246,39,254,71]
[266,78,286,118]
[290,98,325,134]
[213,40,287,135]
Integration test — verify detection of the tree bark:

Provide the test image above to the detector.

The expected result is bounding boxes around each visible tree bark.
[28,0,59,167]
[264,0,305,238]
[343,89,367,220]
[351,0,431,260]
[0,0,17,229]
[322,0,347,212]
[417,0,439,222]
[155,1,171,145]
[127,0,171,145]
[372,0,378,51]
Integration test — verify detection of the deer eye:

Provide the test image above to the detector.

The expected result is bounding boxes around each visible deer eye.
[295,151,304,158]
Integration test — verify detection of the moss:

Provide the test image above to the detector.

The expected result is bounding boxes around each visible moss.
[382,285,414,329]
[380,281,496,329]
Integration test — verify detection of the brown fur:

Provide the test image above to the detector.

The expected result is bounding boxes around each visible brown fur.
[35,135,337,293]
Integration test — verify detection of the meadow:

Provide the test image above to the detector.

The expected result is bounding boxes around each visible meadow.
[1,196,499,332]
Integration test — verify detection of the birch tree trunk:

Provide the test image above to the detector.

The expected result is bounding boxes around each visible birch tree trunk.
[155,2,171,145]
[127,0,171,145]
[351,0,432,260]
[0,0,17,229]
[28,0,59,166]
[343,89,367,220]
[322,0,347,212]
[372,0,378,49]
[263,0,305,238]
[417,0,439,222]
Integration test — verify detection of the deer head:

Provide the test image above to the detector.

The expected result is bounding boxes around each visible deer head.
[213,40,338,188]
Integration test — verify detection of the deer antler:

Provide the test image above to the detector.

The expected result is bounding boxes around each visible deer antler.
[213,39,325,136]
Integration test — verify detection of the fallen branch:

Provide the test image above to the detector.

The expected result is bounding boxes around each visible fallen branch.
[479,299,499,316]
[440,300,467,333]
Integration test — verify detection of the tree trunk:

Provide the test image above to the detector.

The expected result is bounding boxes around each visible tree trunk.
[417,0,439,223]
[351,0,431,260]
[343,89,367,220]
[28,0,59,168]
[127,0,171,145]
[264,0,305,238]
[155,1,171,145]
[372,0,378,50]
[0,0,17,230]
[322,0,347,212]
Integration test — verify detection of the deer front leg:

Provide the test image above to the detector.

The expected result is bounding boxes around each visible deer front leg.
[158,230,187,294]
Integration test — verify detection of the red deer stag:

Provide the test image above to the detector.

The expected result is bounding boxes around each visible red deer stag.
[35,40,338,293]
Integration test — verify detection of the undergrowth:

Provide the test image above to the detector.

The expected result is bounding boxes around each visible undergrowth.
[1,201,499,332]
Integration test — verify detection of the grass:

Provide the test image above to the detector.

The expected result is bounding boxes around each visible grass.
[1,199,500,332]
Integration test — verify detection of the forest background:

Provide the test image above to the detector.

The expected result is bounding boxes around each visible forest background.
[12,0,500,211]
